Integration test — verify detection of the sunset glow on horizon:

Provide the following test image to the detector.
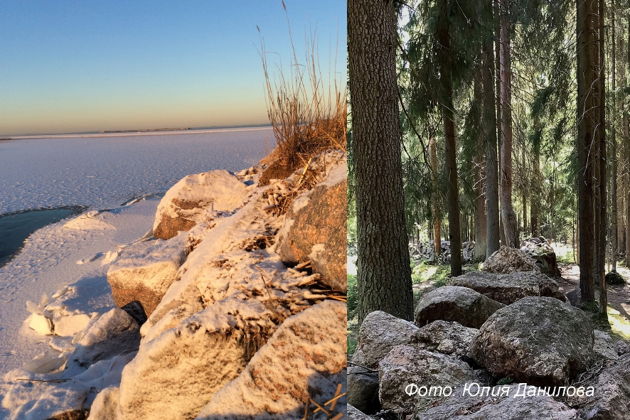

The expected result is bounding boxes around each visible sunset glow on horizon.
[0,0,345,136]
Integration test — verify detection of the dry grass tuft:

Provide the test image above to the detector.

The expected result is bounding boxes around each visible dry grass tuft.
[259,10,346,172]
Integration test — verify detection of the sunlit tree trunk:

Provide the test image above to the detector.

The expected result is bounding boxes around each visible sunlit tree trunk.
[348,0,413,322]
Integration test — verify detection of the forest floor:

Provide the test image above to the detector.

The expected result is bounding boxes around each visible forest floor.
[559,263,630,339]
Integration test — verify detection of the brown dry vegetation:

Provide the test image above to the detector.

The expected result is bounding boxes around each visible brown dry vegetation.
[259,9,346,175]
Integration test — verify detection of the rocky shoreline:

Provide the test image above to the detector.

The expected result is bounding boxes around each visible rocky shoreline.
[2,149,348,419]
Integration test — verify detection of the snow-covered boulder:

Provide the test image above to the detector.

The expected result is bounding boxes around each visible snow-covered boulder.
[450,270,565,304]
[117,297,283,420]
[275,160,347,292]
[152,170,249,239]
[107,236,187,316]
[196,300,346,418]
[351,310,421,370]
[420,384,578,419]
[88,387,121,420]
[471,297,595,385]
[379,345,475,414]
[70,308,139,366]
[27,312,54,335]
[483,245,539,273]
[414,286,504,328]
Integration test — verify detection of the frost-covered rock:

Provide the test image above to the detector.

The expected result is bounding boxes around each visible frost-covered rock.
[415,320,478,358]
[351,310,421,370]
[107,236,187,316]
[520,236,562,277]
[420,384,578,419]
[414,286,504,328]
[450,270,565,304]
[196,300,347,418]
[53,313,92,337]
[27,312,54,335]
[565,353,630,419]
[471,297,595,385]
[87,387,120,420]
[379,345,475,414]
[152,170,249,239]
[483,245,539,273]
[2,353,134,420]
[117,300,268,420]
[275,160,347,291]
[70,308,139,366]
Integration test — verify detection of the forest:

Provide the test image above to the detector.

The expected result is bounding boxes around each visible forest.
[348,0,630,417]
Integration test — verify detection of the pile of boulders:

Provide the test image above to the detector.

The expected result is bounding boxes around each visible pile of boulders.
[409,240,476,264]
[520,236,562,277]
[348,251,630,419]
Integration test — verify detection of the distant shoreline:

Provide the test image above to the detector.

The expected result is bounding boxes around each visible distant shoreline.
[0,124,272,141]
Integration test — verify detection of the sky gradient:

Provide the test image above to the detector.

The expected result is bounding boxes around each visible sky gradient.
[0,1,346,136]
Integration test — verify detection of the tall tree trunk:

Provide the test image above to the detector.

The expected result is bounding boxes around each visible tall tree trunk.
[625,16,630,267]
[482,25,500,258]
[611,1,617,272]
[498,0,518,247]
[437,0,462,276]
[348,0,413,323]
[597,0,607,315]
[531,137,541,236]
[576,0,598,304]
[473,68,488,261]
[429,135,442,257]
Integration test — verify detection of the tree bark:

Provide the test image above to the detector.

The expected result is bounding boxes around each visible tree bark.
[429,135,442,257]
[482,23,500,258]
[576,0,598,303]
[611,0,617,272]
[531,137,541,236]
[348,0,413,323]
[473,69,488,261]
[437,0,463,276]
[597,0,607,315]
[498,0,518,247]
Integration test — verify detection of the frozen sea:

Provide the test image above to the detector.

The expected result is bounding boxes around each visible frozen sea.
[0,127,273,214]
[0,127,271,385]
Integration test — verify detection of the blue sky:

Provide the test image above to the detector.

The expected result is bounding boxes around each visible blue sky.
[0,1,346,136]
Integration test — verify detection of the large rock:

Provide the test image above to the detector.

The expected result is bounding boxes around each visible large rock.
[521,236,562,277]
[351,310,421,370]
[565,353,630,419]
[117,301,271,420]
[348,404,373,420]
[451,270,565,305]
[152,170,249,239]
[70,308,140,366]
[420,384,578,419]
[471,296,595,385]
[195,301,346,419]
[348,366,380,415]
[107,237,186,316]
[414,286,504,329]
[483,245,539,274]
[379,345,475,414]
[275,162,347,292]
[415,320,478,359]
